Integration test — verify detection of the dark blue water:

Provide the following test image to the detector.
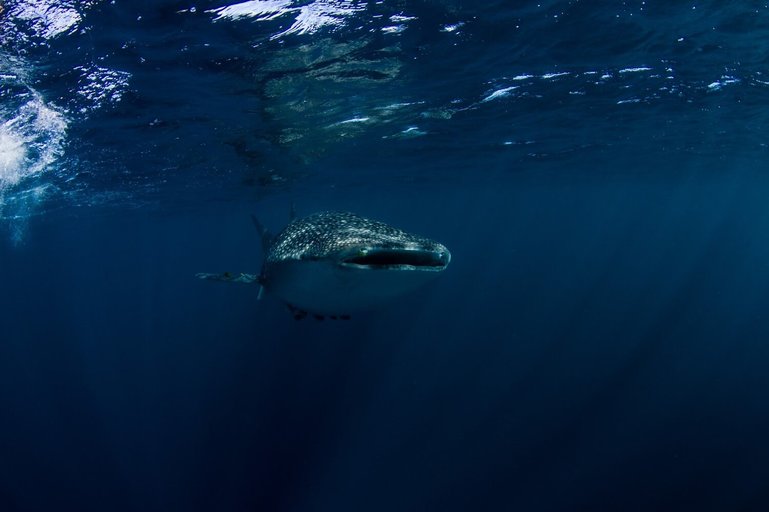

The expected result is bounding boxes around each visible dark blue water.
[3,1,769,510]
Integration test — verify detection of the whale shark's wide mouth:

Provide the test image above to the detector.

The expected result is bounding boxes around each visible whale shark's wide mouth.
[340,247,451,270]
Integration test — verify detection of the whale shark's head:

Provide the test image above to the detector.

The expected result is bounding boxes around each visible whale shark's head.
[262,212,451,315]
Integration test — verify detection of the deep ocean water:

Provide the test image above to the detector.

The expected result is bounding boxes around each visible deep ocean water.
[3,1,769,510]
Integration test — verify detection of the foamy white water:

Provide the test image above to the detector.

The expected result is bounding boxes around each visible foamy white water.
[208,0,365,39]
[0,96,67,200]
[0,126,26,189]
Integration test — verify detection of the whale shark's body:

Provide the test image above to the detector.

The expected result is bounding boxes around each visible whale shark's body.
[198,211,451,318]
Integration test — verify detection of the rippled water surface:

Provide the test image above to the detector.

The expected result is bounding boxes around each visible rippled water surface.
[3,1,769,511]
[3,0,769,217]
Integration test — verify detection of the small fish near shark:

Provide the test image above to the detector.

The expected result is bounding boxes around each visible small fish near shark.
[197,210,451,320]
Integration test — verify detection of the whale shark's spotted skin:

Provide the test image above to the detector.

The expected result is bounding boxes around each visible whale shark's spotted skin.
[261,211,451,316]
[198,211,451,318]
[266,212,445,263]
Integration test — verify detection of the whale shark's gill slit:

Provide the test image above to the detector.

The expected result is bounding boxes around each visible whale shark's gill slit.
[344,250,446,268]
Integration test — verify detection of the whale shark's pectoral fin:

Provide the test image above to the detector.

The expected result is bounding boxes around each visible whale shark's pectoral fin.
[196,272,260,284]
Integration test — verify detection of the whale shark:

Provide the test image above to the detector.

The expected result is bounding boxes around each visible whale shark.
[197,211,451,319]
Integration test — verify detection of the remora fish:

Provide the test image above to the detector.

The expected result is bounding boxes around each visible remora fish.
[197,211,451,319]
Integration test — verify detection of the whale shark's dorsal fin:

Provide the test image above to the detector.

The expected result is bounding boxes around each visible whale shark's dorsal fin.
[252,205,296,252]
[251,214,274,253]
